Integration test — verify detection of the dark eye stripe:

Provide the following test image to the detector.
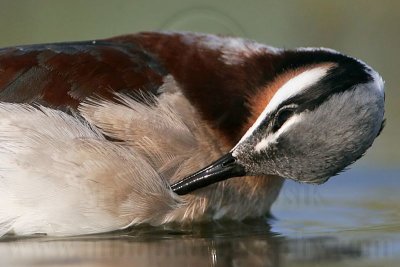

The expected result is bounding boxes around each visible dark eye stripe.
[272,108,296,132]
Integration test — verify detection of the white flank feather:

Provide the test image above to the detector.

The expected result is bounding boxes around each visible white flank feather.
[0,102,182,236]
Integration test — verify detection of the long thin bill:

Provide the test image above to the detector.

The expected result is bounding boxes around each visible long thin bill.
[170,152,246,195]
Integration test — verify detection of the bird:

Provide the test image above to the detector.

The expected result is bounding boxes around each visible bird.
[0,31,385,236]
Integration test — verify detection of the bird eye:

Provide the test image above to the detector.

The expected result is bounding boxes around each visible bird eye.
[272,107,296,132]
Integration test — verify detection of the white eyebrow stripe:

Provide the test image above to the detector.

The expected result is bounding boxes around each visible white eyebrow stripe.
[232,66,330,153]
[262,66,330,115]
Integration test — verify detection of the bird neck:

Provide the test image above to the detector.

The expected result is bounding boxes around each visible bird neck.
[137,82,284,222]
[166,114,284,222]
[109,32,276,146]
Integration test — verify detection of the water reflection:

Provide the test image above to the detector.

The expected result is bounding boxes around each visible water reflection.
[0,221,368,267]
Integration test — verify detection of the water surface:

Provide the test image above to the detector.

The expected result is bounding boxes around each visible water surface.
[1,168,399,267]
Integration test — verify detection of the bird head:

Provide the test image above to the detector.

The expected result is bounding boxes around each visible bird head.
[171,48,385,195]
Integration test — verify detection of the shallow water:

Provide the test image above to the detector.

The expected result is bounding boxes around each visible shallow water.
[1,168,399,267]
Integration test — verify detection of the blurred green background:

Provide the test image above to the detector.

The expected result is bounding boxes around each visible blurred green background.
[0,0,398,168]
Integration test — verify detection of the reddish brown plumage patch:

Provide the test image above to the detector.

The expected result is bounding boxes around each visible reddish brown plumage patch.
[0,33,276,147]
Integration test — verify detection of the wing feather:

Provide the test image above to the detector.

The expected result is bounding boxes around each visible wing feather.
[0,40,167,109]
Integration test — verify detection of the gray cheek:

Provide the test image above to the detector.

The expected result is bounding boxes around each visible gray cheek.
[267,134,333,181]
